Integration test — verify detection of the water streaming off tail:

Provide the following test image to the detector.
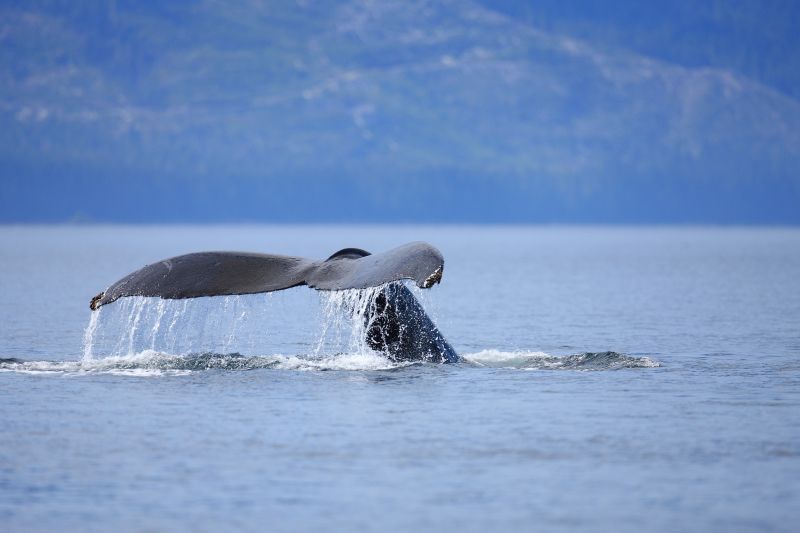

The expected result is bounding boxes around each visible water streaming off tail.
[314,285,388,356]
[81,285,399,360]
[82,307,102,360]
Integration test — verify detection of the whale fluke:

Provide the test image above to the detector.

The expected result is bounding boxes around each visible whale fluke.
[90,242,444,310]
[89,241,457,363]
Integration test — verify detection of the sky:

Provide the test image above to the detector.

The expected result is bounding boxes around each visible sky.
[1,0,799,223]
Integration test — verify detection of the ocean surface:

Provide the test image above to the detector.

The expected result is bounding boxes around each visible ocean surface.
[1,225,798,532]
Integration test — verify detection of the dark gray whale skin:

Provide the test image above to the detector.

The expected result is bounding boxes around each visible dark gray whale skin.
[89,242,458,363]
[364,283,458,364]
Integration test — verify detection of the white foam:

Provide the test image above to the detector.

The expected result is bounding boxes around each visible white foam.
[1,351,192,376]
[0,346,414,376]
[287,351,413,372]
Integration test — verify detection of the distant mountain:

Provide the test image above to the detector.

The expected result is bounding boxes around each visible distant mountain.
[1,0,798,223]
[479,0,800,101]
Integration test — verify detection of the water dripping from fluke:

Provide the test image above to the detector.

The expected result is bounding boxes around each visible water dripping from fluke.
[82,306,101,360]
[78,286,400,365]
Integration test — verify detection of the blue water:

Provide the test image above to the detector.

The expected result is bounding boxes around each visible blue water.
[1,225,799,532]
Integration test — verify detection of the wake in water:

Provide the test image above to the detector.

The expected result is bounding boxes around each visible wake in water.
[0,350,659,375]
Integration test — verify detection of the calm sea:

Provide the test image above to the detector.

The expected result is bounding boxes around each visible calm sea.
[1,225,798,532]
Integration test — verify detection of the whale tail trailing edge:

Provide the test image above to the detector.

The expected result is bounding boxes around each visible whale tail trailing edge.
[90,292,104,311]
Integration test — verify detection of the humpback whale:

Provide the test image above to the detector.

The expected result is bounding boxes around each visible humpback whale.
[89,242,458,363]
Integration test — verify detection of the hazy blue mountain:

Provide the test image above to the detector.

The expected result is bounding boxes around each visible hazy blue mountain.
[479,0,800,100]
[1,0,798,223]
